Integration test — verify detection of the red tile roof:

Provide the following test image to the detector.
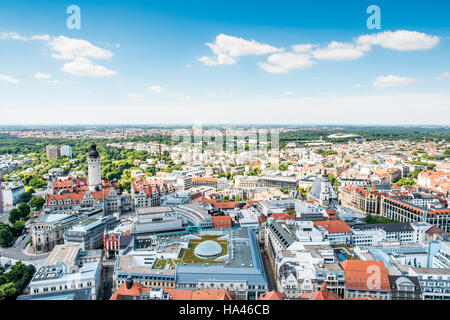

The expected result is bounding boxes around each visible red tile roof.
[271,213,296,221]
[110,282,149,300]
[259,291,286,300]
[111,284,236,301]
[300,290,341,300]
[340,260,390,291]
[314,220,352,234]
[132,179,175,196]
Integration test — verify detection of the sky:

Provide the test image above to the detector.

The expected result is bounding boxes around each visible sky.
[0,0,449,125]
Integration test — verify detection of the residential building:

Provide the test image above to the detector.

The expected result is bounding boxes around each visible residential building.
[212,215,232,229]
[408,267,450,300]
[110,277,236,300]
[314,220,352,245]
[1,181,25,206]
[351,223,418,245]
[192,176,218,188]
[131,179,176,210]
[46,145,60,160]
[60,145,72,158]
[388,275,422,300]
[432,242,450,269]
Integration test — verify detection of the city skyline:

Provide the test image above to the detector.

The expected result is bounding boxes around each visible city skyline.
[0,0,449,125]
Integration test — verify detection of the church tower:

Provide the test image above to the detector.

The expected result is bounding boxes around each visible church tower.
[319,174,331,206]
[88,142,102,190]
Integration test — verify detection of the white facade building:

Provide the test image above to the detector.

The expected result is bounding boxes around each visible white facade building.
[1,181,25,206]
[60,145,72,158]
[28,244,102,300]
[433,242,450,269]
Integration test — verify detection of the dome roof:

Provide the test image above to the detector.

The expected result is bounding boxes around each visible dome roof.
[194,240,223,259]
[88,142,99,158]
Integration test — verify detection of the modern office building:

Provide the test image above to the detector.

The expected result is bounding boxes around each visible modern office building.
[133,207,184,234]
[381,196,450,232]
[113,228,268,300]
[261,175,299,191]
[64,214,120,250]
[175,228,269,300]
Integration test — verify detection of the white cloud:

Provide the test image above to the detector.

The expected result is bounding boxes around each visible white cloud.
[61,57,117,77]
[285,91,294,96]
[148,85,166,93]
[186,64,193,68]
[0,32,29,41]
[197,30,440,72]
[48,36,114,60]
[373,75,416,87]
[33,73,61,84]
[291,44,318,53]
[198,54,237,66]
[356,30,440,51]
[31,34,50,41]
[0,74,19,84]
[0,32,50,42]
[179,95,192,100]
[1,32,118,78]
[199,33,283,66]
[46,79,61,85]
[259,52,316,74]
[128,93,145,101]
[437,72,449,80]
[208,33,283,57]
[34,72,52,80]
[312,41,367,61]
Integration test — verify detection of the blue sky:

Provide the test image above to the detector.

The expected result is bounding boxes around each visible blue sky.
[0,0,449,125]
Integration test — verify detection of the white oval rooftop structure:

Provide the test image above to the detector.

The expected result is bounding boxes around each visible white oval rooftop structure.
[194,240,223,259]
